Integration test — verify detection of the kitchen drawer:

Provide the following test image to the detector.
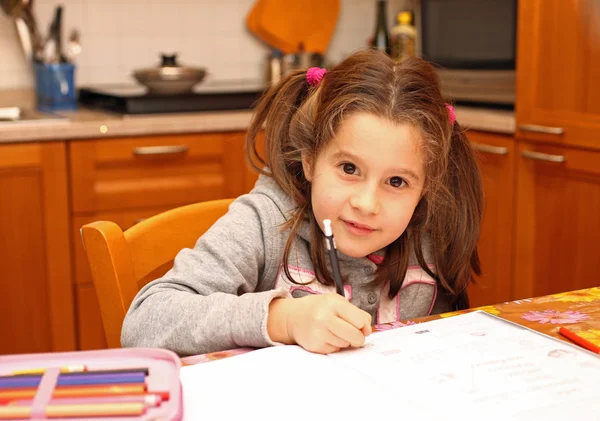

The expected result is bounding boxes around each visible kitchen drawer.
[69,133,247,213]
[518,142,600,177]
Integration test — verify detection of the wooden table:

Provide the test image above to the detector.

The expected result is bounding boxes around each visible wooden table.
[181,287,600,365]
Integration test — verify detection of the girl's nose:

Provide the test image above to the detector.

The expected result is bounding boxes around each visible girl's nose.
[349,183,380,215]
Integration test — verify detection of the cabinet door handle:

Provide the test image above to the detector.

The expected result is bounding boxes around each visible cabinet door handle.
[518,124,565,135]
[470,142,509,155]
[133,145,189,156]
[521,150,566,163]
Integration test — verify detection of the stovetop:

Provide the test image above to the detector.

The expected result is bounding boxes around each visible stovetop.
[78,80,267,115]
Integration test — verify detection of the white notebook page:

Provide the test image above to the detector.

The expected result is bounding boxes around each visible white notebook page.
[180,311,600,420]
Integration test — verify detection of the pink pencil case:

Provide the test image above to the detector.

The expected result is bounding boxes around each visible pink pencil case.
[0,347,183,421]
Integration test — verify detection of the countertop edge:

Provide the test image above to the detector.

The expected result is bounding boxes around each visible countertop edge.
[0,106,515,144]
[0,110,256,143]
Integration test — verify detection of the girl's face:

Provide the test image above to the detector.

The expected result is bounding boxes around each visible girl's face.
[302,112,426,258]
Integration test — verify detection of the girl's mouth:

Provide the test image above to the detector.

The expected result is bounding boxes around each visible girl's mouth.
[342,219,376,236]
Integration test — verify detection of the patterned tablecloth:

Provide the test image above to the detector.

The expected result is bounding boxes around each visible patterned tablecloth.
[181,287,600,365]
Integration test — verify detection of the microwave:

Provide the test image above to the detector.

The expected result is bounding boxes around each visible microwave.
[418,0,517,106]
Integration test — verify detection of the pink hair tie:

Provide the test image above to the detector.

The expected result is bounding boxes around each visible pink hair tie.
[446,103,456,125]
[306,67,327,87]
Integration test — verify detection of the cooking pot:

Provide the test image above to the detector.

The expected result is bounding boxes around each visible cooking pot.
[133,54,206,95]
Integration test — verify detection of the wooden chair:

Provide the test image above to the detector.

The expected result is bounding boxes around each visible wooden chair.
[80,198,234,348]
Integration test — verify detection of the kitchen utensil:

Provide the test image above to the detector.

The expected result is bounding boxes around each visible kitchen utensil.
[34,62,76,111]
[14,17,32,60]
[54,4,64,61]
[247,0,289,51]
[41,5,64,63]
[302,0,339,54]
[66,28,81,62]
[266,49,324,84]
[21,0,43,61]
[2,0,43,62]
[133,54,206,95]
[246,0,339,54]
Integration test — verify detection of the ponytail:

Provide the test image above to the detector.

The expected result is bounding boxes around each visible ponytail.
[246,70,312,203]
[246,70,338,287]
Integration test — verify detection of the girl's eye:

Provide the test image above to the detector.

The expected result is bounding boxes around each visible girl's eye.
[341,163,358,175]
[388,176,407,188]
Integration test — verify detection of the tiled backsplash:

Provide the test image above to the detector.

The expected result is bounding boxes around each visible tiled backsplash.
[0,0,410,89]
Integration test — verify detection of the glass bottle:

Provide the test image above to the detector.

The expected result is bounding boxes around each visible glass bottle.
[372,0,390,55]
[390,10,416,62]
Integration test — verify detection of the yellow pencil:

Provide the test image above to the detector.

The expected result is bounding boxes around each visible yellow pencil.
[0,402,145,419]
[11,365,87,376]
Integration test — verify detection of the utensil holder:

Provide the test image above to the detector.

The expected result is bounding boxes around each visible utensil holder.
[34,62,77,111]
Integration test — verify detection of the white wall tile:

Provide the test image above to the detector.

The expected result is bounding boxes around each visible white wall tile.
[82,2,120,35]
[118,36,155,70]
[0,0,415,89]
[78,34,120,68]
[147,2,184,37]
[117,2,151,35]
[180,3,215,36]
[178,37,214,68]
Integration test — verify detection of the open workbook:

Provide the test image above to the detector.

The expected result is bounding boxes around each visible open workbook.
[180,311,600,421]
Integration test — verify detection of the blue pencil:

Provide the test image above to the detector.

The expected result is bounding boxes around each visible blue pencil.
[0,372,146,389]
[6,368,149,378]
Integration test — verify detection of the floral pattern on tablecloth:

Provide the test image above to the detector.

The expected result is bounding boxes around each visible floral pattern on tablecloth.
[417,287,600,347]
[182,287,600,365]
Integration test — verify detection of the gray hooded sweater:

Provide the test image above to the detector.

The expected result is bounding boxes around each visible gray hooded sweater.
[121,174,451,356]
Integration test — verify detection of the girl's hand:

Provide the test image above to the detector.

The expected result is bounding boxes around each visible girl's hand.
[267,294,372,354]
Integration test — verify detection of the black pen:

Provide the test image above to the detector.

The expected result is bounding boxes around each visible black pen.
[323,219,345,296]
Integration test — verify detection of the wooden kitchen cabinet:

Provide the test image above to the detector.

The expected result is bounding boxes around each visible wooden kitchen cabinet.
[0,142,75,354]
[69,131,261,349]
[513,142,600,299]
[514,0,600,299]
[467,131,516,307]
[69,132,249,213]
[516,0,600,150]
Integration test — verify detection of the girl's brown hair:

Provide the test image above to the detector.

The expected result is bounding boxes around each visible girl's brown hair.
[246,49,483,310]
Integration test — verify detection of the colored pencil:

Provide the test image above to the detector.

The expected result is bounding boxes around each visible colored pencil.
[5,367,149,379]
[10,365,87,376]
[0,384,147,402]
[558,326,600,354]
[0,384,170,403]
[9,393,163,407]
[0,402,145,419]
[0,372,146,389]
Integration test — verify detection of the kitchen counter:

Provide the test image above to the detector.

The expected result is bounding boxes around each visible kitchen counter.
[0,89,254,143]
[453,105,516,135]
[0,89,515,143]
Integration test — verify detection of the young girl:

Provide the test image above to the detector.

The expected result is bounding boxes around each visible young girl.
[122,49,483,357]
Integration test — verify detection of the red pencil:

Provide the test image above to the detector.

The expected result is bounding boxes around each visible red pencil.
[558,327,600,354]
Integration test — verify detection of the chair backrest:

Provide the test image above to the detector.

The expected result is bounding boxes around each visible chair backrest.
[80,198,234,348]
